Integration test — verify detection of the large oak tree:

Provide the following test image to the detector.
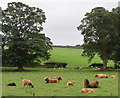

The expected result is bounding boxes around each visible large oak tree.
[77,7,117,68]
[1,2,52,71]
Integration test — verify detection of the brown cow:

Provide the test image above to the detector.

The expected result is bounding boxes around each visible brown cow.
[22,80,34,88]
[89,80,100,88]
[110,75,117,78]
[80,88,95,93]
[84,79,100,88]
[94,74,108,78]
[51,77,63,81]
[45,77,59,83]
[66,81,74,86]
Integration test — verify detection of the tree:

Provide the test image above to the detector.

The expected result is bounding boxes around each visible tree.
[1,2,52,71]
[110,7,120,67]
[0,7,2,66]
[77,7,117,68]
[75,44,82,49]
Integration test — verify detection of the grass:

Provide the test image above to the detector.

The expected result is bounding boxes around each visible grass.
[2,47,118,96]
[2,67,118,96]
[46,47,114,68]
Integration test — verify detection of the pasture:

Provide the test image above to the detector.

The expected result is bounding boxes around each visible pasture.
[2,67,118,96]
[46,47,114,68]
[2,47,118,96]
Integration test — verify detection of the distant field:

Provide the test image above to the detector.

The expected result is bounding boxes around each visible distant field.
[2,67,118,96]
[46,47,114,68]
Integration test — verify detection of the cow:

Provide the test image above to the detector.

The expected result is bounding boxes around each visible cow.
[84,79,100,88]
[89,80,100,88]
[94,74,108,78]
[51,77,63,81]
[66,81,74,86]
[22,80,34,88]
[80,88,95,93]
[7,82,16,86]
[44,77,59,83]
[110,75,117,78]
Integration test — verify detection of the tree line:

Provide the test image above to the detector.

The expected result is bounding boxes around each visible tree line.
[53,45,83,49]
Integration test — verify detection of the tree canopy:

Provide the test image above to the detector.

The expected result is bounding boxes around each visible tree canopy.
[1,2,52,71]
[110,7,120,66]
[77,7,118,68]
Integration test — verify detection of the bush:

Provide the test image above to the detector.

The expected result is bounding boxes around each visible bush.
[89,63,103,68]
[44,62,67,68]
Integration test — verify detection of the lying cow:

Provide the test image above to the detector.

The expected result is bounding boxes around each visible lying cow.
[80,88,95,93]
[66,81,74,86]
[22,80,34,88]
[51,77,63,81]
[7,82,16,86]
[44,77,59,83]
[84,79,100,88]
[94,74,108,78]
[89,80,100,88]
[110,75,117,78]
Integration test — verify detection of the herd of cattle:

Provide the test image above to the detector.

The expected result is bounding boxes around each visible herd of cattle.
[7,74,117,94]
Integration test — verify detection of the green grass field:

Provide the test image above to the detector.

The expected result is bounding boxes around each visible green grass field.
[2,47,118,96]
[2,67,118,96]
[46,47,114,68]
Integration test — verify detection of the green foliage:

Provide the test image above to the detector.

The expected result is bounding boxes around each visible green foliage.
[1,2,52,69]
[110,7,120,66]
[75,44,83,49]
[2,67,118,96]
[77,7,118,67]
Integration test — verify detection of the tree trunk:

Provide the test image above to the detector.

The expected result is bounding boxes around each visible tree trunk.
[17,65,25,71]
[101,57,108,71]
[103,59,107,68]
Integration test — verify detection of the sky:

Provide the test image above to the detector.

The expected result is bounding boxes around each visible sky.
[0,0,119,46]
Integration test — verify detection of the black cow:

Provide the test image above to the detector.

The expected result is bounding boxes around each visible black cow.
[7,82,16,86]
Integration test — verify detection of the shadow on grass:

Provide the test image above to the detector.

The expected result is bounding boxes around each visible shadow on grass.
[1,69,41,72]
[1,67,43,72]
[1,67,119,72]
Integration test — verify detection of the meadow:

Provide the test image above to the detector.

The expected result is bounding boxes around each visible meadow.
[2,67,118,96]
[2,47,119,97]
[46,47,114,67]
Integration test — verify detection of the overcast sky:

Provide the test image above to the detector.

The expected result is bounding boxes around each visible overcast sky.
[0,0,119,46]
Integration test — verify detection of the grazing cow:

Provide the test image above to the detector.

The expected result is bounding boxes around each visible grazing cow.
[7,82,16,86]
[94,74,108,78]
[84,79,100,88]
[80,88,95,93]
[51,77,63,81]
[66,81,74,86]
[110,75,117,78]
[22,80,34,88]
[45,77,59,83]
